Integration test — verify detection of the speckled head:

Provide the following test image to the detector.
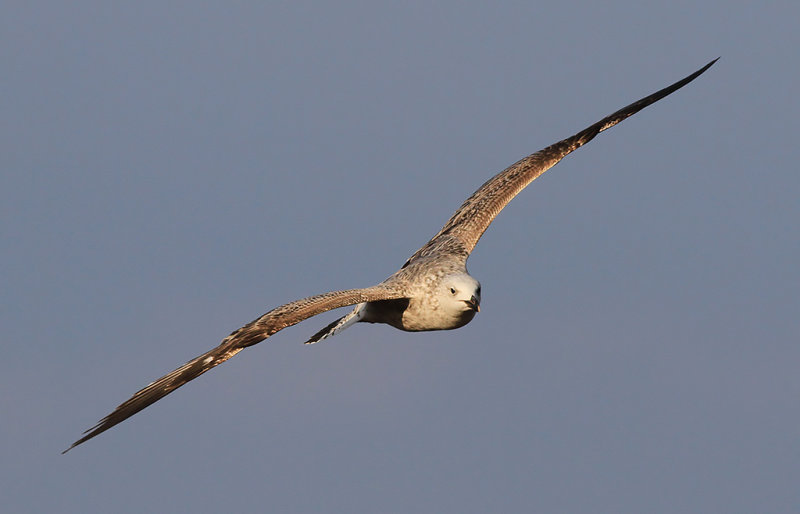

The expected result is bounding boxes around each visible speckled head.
[437,272,481,328]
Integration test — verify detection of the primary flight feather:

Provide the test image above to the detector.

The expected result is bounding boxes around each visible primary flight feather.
[65,58,717,453]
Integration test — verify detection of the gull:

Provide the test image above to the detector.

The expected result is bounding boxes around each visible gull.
[64,58,717,453]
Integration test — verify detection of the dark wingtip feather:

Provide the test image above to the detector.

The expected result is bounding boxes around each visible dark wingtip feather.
[62,344,240,454]
[63,287,406,453]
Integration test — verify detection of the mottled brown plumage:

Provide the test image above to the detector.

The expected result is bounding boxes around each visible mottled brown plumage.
[409,58,718,261]
[65,59,716,453]
[63,287,405,452]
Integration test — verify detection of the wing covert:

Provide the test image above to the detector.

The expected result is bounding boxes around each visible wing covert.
[410,58,717,260]
[64,285,406,452]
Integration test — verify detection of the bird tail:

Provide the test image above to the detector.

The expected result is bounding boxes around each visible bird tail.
[304,303,365,344]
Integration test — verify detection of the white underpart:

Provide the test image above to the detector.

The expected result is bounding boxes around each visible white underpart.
[304,302,366,344]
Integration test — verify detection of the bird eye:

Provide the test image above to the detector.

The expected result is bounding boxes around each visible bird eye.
[450,287,456,295]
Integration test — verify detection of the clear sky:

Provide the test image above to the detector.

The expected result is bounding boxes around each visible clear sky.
[3,1,799,513]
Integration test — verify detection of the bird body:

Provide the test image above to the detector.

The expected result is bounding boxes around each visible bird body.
[309,256,480,340]
[65,58,717,453]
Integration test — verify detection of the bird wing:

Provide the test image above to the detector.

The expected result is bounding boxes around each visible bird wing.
[64,285,406,453]
[407,58,717,262]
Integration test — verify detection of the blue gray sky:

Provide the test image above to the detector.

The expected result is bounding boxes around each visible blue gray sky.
[3,2,799,513]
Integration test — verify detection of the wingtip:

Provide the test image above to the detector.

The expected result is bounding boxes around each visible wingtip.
[61,435,88,454]
[694,57,719,76]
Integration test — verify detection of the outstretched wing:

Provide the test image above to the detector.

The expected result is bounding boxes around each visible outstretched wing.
[408,58,717,262]
[64,285,406,453]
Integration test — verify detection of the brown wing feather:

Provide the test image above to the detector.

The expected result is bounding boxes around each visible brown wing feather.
[409,58,717,261]
[64,285,406,453]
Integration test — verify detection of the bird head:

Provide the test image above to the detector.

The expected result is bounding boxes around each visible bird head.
[441,273,481,314]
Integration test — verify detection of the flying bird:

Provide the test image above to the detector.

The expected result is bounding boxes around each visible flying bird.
[65,59,717,453]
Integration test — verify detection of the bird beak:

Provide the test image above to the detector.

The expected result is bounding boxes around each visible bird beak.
[465,296,480,312]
